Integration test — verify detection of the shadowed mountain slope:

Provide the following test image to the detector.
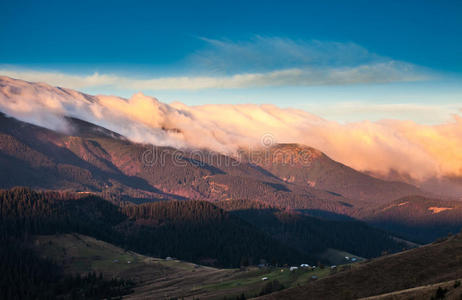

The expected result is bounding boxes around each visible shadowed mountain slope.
[362,195,462,243]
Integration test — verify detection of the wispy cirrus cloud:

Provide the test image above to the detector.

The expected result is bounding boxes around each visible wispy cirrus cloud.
[0,37,433,91]
[189,37,384,73]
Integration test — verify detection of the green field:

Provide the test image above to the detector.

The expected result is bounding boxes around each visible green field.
[33,234,352,299]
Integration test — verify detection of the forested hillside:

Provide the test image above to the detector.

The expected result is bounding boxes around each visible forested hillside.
[0,188,408,269]
[121,200,309,266]
[0,187,308,267]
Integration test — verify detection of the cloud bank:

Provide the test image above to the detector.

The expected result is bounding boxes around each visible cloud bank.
[1,75,462,182]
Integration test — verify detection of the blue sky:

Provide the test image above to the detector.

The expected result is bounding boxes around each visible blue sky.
[1,0,461,123]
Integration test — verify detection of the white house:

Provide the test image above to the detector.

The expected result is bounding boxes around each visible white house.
[290,266,299,271]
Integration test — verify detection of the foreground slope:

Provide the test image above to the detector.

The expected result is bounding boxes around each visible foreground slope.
[258,232,462,300]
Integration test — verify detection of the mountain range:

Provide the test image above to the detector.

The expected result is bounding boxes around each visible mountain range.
[2,76,462,299]
[1,76,462,244]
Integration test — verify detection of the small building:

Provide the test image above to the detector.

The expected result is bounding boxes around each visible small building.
[345,256,350,260]
[165,257,173,261]
[300,263,310,268]
[290,266,299,271]
[311,275,318,280]
[330,265,336,269]
[261,277,268,281]
[351,258,357,262]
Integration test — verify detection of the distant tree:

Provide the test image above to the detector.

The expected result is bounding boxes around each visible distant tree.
[432,286,448,299]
